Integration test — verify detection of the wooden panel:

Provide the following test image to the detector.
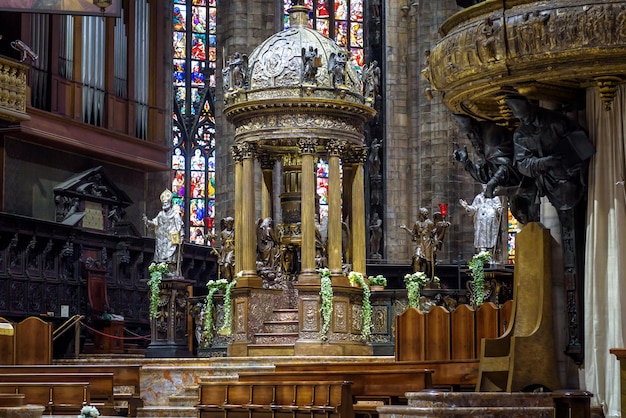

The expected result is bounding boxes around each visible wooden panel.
[394,308,425,361]
[424,306,450,361]
[499,300,513,336]
[15,317,52,365]
[475,303,500,357]
[451,304,475,359]
[0,317,15,365]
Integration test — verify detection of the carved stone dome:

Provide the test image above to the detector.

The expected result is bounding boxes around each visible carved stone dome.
[222,4,375,149]
[246,5,361,96]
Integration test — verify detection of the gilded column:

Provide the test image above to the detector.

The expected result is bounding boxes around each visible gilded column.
[232,145,243,275]
[298,138,318,282]
[350,146,368,274]
[326,140,344,275]
[239,142,261,284]
[342,154,355,267]
[258,153,275,220]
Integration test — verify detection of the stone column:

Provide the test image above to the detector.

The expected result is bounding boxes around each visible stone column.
[258,153,275,220]
[232,145,243,274]
[298,138,318,283]
[326,140,344,275]
[350,146,368,274]
[238,142,262,287]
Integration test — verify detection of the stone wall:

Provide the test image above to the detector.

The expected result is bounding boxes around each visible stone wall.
[383,0,479,264]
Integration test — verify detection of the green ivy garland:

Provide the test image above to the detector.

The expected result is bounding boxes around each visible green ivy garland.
[468,251,492,307]
[348,271,372,340]
[367,274,387,287]
[404,271,439,309]
[147,262,169,319]
[318,268,333,340]
[201,276,238,347]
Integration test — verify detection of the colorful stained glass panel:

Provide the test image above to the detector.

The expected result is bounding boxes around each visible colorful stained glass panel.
[191,6,206,32]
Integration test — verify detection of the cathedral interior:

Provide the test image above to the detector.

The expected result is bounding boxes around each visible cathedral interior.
[0,0,625,417]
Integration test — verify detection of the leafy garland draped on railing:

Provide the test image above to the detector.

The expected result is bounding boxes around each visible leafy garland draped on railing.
[468,251,491,307]
[348,271,372,340]
[147,262,169,319]
[404,271,439,309]
[201,277,237,346]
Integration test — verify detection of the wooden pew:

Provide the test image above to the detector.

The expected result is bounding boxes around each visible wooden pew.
[0,373,114,412]
[0,364,142,416]
[237,369,434,403]
[197,381,354,418]
[273,360,478,390]
[0,381,90,414]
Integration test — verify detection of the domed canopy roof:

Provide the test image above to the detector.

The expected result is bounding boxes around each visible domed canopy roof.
[222,3,375,149]
[246,5,361,95]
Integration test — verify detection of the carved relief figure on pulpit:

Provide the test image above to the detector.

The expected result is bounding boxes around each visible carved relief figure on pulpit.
[143,189,184,275]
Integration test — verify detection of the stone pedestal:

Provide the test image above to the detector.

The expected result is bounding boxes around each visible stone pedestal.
[293,282,373,356]
[146,276,193,358]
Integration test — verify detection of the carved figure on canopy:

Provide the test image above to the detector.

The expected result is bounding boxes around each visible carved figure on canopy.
[328,51,348,87]
[302,45,319,84]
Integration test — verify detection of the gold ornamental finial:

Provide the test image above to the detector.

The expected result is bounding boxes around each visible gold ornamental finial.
[595,76,623,112]
[287,0,310,28]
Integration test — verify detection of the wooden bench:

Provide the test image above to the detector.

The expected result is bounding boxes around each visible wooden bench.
[239,363,433,416]
[197,380,354,418]
[0,364,142,416]
[0,373,114,412]
[0,381,90,414]
[273,359,479,390]
[237,369,434,406]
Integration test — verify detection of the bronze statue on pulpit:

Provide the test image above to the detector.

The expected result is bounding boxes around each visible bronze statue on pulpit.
[503,94,596,365]
[505,95,595,211]
[452,113,539,224]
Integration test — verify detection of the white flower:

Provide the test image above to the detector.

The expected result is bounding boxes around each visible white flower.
[79,406,100,418]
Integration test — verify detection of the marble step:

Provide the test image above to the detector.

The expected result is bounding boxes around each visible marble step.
[168,392,198,407]
[271,309,298,322]
[378,405,553,418]
[406,391,553,407]
[136,406,197,418]
[262,320,299,333]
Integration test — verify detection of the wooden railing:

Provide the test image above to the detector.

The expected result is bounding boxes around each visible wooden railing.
[0,56,30,123]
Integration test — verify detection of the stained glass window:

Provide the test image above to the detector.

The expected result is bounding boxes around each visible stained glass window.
[284,0,364,75]
[171,0,217,246]
[507,206,520,264]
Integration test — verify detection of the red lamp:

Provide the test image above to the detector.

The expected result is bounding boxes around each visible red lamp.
[438,203,448,217]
